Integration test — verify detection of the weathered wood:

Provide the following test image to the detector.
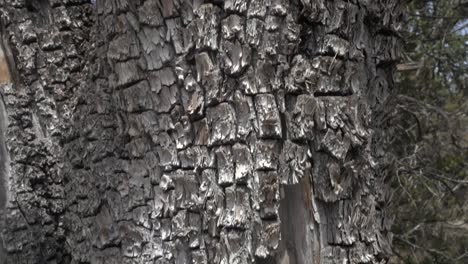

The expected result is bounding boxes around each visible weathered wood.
[0,0,402,263]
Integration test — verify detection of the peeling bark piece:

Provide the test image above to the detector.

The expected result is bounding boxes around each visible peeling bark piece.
[337,200,356,246]
[166,18,186,54]
[153,186,164,218]
[289,95,316,140]
[222,231,251,262]
[54,7,71,30]
[246,18,265,47]
[132,206,151,229]
[284,14,301,43]
[156,133,179,169]
[17,45,36,74]
[233,143,253,184]
[219,186,251,229]
[195,52,213,82]
[265,15,283,32]
[113,60,142,88]
[200,169,224,235]
[160,0,178,18]
[142,238,164,261]
[137,0,163,26]
[374,35,401,64]
[126,159,149,183]
[119,222,146,258]
[41,30,62,51]
[179,146,214,169]
[320,246,348,264]
[160,174,175,192]
[191,249,208,264]
[93,204,119,249]
[215,146,234,187]
[108,32,140,61]
[153,85,178,113]
[222,41,251,75]
[206,103,236,146]
[256,171,280,219]
[316,74,349,95]
[240,67,258,94]
[248,0,268,18]
[234,91,256,140]
[311,57,356,95]
[261,31,280,57]
[163,170,201,211]
[273,56,287,91]
[138,27,165,53]
[18,20,37,44]
[324,0,347,34]
[161,190,177,218]
[254,220,281,258]
[327,161,346,198]
[195,52,223,105]
[138,28,173,70]
[225,0,248,13]
[137,27,174,71]
[313,99,327,131]
[114,81,153,113]
[254,94,282,139]
[126,12,140,32]
[172,116,193,150]
[324,97,347,129]
[182,75,204,118]
[188,214,202,249]
[146,113,171,133]
[194,4,220,50]
[311,152,345,202]
[255,140,279,170]
[279,141,309,184]
[147,68,176,102]
[144,152,162,184]
[145,44,174,71]
[271,0,288,16]
[344,99,369,147]
[320,34,349,57]
[222,15,244,41]
[320,129,350,161]
[181,24,196,53]
[286,55,313,93]
[161,219,172,241]
[193,118,209,145]
[255,59,275,93]
[172,210,200,240]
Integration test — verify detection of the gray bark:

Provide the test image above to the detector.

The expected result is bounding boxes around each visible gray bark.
[0,0,402,263]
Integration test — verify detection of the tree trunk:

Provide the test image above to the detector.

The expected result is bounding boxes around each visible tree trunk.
[0,0,402,263]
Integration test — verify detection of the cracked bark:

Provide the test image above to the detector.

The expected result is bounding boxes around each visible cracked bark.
[0,0,402,263]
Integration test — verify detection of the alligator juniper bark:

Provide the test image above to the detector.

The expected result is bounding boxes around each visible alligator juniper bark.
[0,1,402,263]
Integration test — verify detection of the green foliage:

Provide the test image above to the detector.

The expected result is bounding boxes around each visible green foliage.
[398,0,467,104]
[390,0,468,263]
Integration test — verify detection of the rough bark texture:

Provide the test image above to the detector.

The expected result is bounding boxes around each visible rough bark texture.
[0,0,402,263]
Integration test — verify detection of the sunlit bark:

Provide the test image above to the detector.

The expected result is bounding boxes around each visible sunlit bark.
[0,1,402,263]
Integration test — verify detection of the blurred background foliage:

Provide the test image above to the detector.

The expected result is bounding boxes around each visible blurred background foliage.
[389,0,468,263]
